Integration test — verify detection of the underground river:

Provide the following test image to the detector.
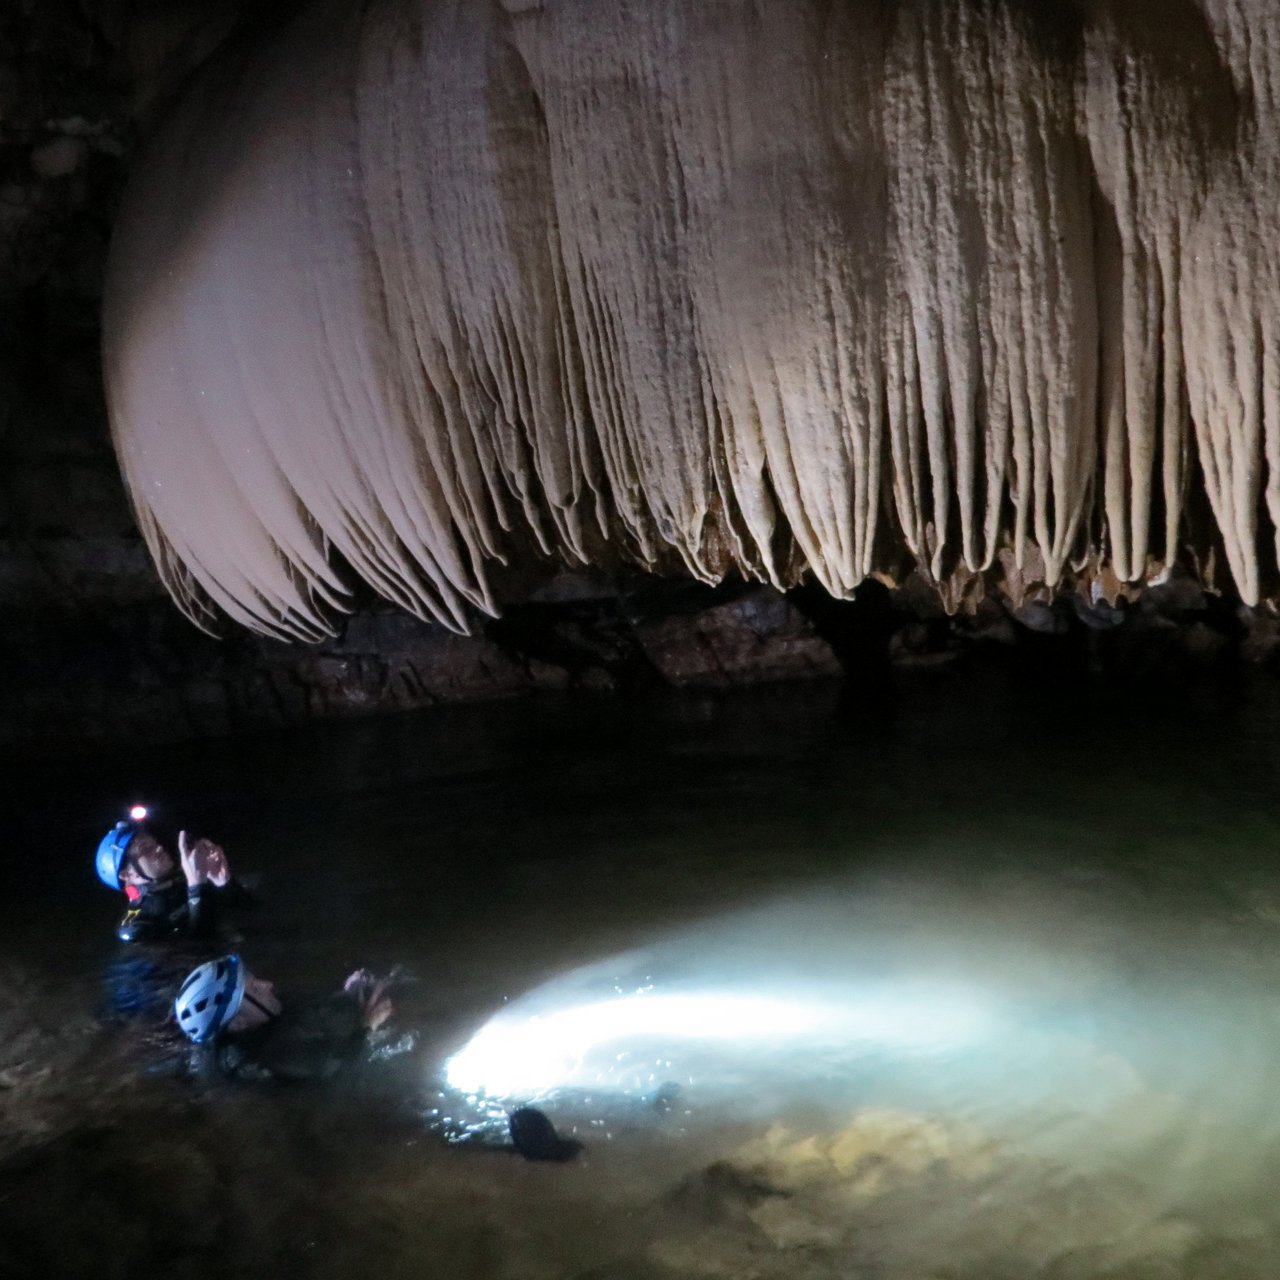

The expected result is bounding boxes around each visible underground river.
[6,659,1280,1278]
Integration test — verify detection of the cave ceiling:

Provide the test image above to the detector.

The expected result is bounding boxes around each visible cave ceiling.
[102,0,1280,638]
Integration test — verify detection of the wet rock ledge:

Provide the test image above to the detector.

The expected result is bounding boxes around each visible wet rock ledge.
[7,561,1280,756]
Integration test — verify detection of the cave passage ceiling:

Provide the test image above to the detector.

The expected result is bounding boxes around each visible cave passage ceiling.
[102,0,1280,640]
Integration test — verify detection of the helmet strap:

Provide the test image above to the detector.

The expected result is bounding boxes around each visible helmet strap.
[242,992,280,1024]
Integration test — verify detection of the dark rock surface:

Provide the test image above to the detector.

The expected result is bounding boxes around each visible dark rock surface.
[631,587,842,688]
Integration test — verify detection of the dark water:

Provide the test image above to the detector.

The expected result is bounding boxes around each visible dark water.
[6,663,1280,1278]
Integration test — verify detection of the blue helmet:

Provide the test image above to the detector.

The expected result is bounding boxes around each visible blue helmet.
[175,955,246,1043]
[95,805,151,890]
[95,821,138,890]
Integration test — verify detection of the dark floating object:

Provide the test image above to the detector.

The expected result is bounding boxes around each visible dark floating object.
[508,1107,583,1163]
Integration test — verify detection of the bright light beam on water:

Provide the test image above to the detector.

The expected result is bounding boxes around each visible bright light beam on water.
[445,983,991,1098]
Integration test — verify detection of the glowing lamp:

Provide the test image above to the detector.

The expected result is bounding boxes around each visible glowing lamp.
[446,992,822,1096]
[445,982,991,1099]
[129,805,148,822]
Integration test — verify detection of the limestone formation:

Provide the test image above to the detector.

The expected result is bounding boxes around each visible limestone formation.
[103,0,1280,638]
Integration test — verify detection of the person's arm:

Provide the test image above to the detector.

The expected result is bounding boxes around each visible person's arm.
[343,970,394,1031]
[184,882,217,937]
[178,831,232,936]
[179,831,232,887]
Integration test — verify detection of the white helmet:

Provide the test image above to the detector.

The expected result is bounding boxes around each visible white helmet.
[175,954,245,1043]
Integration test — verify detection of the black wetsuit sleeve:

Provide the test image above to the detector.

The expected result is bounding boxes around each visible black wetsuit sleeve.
[184,883,216,937]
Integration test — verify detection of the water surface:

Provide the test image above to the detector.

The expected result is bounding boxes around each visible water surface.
[6,663,1280,1278]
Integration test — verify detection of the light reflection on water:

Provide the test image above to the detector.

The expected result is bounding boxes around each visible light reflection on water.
[8,668,1280,1276]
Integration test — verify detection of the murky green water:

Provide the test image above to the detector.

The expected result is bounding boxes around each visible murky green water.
[7,661,1280,1278]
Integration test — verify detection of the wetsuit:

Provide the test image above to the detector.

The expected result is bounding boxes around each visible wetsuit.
[214,993,370,1083]
[115,878,218,943]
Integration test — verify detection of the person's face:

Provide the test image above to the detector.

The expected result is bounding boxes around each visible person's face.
[120,833,175,886]
[226,973,282,1033]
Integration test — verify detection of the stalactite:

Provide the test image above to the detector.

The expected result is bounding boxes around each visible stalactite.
[102,0,1280,635]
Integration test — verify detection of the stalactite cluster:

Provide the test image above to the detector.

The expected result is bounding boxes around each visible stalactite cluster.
[102,0,1280,638]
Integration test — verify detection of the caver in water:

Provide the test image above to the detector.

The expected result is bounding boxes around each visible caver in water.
[95,805,239,943]
[174,954,394,1083]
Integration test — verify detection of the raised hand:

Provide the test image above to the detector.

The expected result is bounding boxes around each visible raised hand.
[196,839,231,887]
[178,830,204,887]
[344,970,393,1030]
[178,832,231,887]
[343,969,374,998]
[363,982,394,1032]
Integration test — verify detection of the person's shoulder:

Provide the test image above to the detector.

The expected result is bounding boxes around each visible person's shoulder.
[286,992,367,1039]
[258,994,368,1075]
[212,1029,273,1082]
[143,879,188,911]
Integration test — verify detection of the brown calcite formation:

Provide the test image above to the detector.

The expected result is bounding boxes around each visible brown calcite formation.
[103,0,1280,640]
